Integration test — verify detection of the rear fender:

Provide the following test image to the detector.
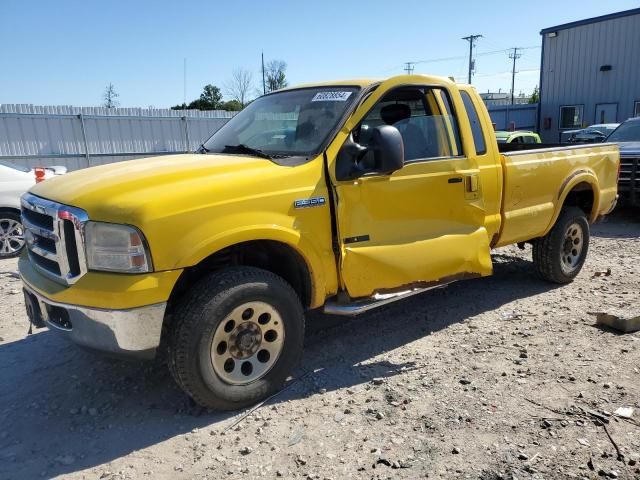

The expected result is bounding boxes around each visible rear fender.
[544,171,599,235]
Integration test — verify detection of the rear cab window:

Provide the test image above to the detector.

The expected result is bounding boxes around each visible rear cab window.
[459,91,487,155]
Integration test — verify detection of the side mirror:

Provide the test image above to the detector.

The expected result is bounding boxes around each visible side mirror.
[372,125,404,175]
[335,125,404,181]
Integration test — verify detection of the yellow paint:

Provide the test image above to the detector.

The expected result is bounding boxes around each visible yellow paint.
[496,143,619,246]
[24,75,619,310]
[19,255,181,309]
[31,153,337,308]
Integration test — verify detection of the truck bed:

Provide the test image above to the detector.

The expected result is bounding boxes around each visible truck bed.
[495,143,619,247]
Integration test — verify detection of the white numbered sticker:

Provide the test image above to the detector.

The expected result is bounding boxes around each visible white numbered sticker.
[311,91,353,102]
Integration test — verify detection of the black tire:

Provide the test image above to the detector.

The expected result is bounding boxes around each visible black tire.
[167,266,305,410]
[532,206,590,283]
[0,210,25,259]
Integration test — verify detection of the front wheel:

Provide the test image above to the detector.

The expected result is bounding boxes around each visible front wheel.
[532,206,590,283]
[0,211,25,259]
[167,267,305,410]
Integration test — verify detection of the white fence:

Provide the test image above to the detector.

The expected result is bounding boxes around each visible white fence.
[0,104,236,171]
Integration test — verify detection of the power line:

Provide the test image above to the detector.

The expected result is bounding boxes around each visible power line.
[462,34,483,83]
[384,45,541,73]
[403,62,415,74]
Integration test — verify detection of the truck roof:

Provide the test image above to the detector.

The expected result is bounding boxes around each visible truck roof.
[278,75,464,93]
[279,79,381,91]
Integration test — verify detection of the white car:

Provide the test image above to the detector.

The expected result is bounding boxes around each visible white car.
[0,161,67,258]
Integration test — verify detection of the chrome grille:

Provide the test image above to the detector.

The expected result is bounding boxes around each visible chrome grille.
[619,156,639,186]
[21,193,88,285]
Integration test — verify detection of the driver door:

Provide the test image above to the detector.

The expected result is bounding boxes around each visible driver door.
[327,77,493,299]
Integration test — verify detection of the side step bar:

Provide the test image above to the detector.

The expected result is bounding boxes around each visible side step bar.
[323,283,451,316]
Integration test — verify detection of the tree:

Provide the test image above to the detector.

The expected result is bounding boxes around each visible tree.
[220,100,243,111]
[528,86,540,104]
[265,60,288,93]
[225,68,254,107]
[103,83,119,108]
[189,84,223,110]
[172,84,223,111]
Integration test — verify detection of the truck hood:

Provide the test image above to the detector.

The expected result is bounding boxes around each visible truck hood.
[617,142,640,156]
[29,153,291,222]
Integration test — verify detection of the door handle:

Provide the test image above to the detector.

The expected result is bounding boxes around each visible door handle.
[465,174,479,192]
[447,177,463,184]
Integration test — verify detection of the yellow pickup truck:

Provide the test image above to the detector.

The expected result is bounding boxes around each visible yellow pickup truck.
[19,75,619,409]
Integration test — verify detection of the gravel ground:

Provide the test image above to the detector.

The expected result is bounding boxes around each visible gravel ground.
[1,210,639,480]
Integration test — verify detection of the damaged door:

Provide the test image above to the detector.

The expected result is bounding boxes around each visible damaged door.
[331,79,493,299]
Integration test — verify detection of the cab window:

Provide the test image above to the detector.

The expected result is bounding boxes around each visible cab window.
[459,91,487,155]
[355,86,462,162]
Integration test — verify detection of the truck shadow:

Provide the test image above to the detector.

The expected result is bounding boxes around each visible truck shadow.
[591,207,640,239]
[0,253,556,478]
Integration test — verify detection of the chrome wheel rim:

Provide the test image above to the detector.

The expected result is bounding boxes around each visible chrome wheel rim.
[211,301,285,385]
[0,218,25,256]
[560,222,584,274]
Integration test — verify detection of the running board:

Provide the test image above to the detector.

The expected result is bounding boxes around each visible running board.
[323,283,451,316]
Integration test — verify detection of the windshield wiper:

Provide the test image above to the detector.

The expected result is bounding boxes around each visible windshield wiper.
[198,143,210,153]
[223,144,273,160]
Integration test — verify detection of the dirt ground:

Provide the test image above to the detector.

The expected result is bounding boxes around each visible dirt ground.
[1,210,639,480]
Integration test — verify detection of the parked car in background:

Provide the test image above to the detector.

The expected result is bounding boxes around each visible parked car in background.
[607,117,640,206]
[562,123,619,143]
[0,161,67,258]
[495,130,541,144]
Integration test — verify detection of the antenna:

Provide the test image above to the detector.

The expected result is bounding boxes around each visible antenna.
[261,51,266,94]
[183,58,187,106]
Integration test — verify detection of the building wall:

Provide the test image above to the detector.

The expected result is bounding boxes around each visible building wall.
[487,104,537,131]
[539,12,640,142]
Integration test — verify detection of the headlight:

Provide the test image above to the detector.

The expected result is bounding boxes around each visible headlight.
[84,222,152,273]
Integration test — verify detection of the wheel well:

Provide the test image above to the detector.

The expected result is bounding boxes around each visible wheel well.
[563,182,594,217]
[0,207,21,216]
[166,240,313,314]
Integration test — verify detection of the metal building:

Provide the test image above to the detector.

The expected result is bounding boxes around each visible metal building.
[538,8,640,142]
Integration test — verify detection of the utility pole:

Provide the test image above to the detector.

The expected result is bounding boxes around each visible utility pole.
[509,47,522,105]
[462,34,482,84]
[261,51,266,94]
[403,62,415,74]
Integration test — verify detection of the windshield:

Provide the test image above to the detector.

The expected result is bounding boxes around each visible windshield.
[202,86,360,158]
[607,121,640,142]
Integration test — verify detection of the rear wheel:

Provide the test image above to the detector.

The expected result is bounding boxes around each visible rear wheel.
[532,207,590,283]
[167,267,305,410]
[0,211,25,259]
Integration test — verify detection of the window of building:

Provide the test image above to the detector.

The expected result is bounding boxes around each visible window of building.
[559,105,584,129]
[635,101,640,118]
[460,91,487,155]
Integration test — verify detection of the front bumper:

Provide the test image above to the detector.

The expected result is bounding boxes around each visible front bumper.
[22,281,166,359]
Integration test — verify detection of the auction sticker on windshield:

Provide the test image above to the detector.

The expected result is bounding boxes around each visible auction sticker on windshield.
[311,91,353,102]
